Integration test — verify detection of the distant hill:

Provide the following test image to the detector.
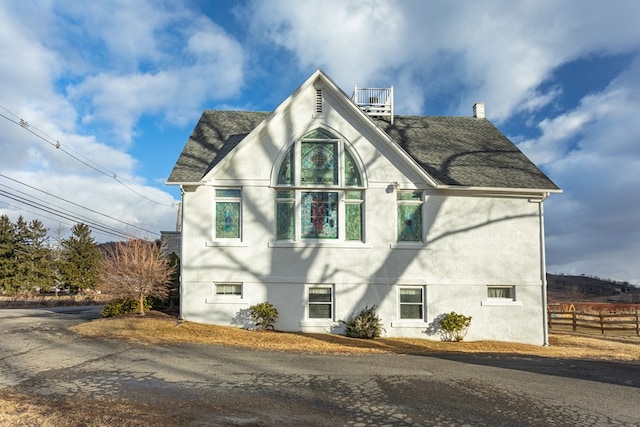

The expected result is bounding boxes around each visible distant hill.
[547,273,640,303]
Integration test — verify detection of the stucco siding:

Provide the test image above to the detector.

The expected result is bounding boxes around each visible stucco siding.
[179,181,545,344]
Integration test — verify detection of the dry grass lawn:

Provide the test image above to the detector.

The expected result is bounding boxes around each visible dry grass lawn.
[2,312,638,426]
[70,311,640,361]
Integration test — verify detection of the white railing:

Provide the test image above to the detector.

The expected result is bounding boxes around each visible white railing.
[352,86,394,124]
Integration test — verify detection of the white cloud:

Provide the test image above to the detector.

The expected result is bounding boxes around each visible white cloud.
[60,4,245,144]
[245,0,640,119]
[0,0,186,240]
[2,0,640,286]
[524,55,640,284]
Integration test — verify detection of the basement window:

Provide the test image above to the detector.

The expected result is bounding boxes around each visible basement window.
[487,286,515,300]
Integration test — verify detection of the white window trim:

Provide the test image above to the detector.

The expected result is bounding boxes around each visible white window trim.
[213,188,243,241]
[481,286,522,307]
[396,286,426,323]
[396,190,425,244]
[273,133,366,244]
[205,282,244,304]
[305,284,334,321]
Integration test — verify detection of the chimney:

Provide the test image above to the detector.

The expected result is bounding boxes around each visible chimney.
[473,102,485,119]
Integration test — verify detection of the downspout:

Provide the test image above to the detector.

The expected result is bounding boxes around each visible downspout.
[538,196,549,346]
[178,186,185,322]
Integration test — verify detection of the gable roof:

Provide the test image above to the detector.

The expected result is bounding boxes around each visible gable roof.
[374,116,559,191]
[167,111,270,183]
[168,110,559,192]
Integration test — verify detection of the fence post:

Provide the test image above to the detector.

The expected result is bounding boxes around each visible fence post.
[599,311,605,335]
[548,309,552,329]
[572,311,577,332]
[636,308,639,337]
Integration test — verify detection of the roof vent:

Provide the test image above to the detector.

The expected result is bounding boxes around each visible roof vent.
[352,85,394,124]
[315,89,323,113]
[473,102,485,119]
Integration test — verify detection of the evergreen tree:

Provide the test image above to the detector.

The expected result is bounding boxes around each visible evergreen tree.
[59,223,100,291]
[11,216,31,292]
[23,219,54,292]
[0,215,17,294]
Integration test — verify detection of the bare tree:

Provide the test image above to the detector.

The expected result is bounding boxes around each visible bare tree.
[98,239,174,315]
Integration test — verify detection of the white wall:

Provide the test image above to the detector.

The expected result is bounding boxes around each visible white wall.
[179,80,547,345]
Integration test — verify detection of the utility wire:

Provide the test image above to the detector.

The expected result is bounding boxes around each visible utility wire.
[0,199,130,241]
[0,173,158,236]
[0,185,145,240]
[0,105,176,208]
[0,190,135,240]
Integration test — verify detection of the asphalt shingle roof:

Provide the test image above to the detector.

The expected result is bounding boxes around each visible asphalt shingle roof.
[168,110,559,191]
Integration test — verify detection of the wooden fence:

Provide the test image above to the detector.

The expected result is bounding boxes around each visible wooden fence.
[548,309,640,336]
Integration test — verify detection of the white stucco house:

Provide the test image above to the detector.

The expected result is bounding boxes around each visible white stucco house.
[167,69,560,345]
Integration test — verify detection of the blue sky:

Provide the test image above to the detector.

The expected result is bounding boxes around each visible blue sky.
[1,0,639,284]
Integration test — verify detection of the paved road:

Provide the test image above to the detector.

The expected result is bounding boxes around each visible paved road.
[1,308,639,426]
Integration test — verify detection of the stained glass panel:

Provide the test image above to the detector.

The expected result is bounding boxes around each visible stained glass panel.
[345,203,362,241]
[344,149,362,186]
[301,192,338,239]
[397,191,422,201]
[345,190,363,200]
[216,189,241,198]
[216,202,240,238]
[301,142,338,185]
[397,204,422,242]
[302,128,334,139]
[276,202,294,240]
[277,147,294,185]
[276,190,294,199]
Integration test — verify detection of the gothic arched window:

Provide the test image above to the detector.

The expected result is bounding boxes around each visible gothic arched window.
[275,129,364,241]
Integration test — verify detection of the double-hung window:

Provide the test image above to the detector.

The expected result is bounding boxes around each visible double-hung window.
[397,191,423,242]
[399,287,424,320]
[275,129,364,242]
[308,286,333,319]
[215,189,241,239]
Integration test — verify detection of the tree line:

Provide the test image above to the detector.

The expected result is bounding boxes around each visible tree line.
[1,214,178,316]
[0,215,101,295]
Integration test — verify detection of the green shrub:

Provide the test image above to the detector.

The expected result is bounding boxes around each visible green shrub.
[101,297,151,318]
[249,302,279,330]
[341,305,384,339]
[439,311,472,341]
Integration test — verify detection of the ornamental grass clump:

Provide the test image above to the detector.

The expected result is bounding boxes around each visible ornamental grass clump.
[342,305,384,339]
[249,302,279,330]
[439,311,472,342]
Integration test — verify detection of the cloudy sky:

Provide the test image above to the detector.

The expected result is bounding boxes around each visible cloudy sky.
[1,0,639,284]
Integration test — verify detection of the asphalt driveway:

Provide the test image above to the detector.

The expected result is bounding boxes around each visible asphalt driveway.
[1,308,639,426]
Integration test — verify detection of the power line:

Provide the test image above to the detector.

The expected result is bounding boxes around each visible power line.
[0,185,142,240]
[0,199,128,241]
[0,105,177,208]
[0,191,135,240]
[0,173,158,236]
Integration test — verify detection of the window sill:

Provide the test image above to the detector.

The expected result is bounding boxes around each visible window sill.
[390,242,428,250]
[206,240,248,247]
[481,299,522,307]
[390,321,427,328]
[269,241,371,249]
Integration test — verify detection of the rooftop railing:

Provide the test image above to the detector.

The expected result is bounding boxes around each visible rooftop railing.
[352,86,394,124]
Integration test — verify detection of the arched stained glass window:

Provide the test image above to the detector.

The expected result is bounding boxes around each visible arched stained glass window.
[301,142,338,185]
[275,129,365,242]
